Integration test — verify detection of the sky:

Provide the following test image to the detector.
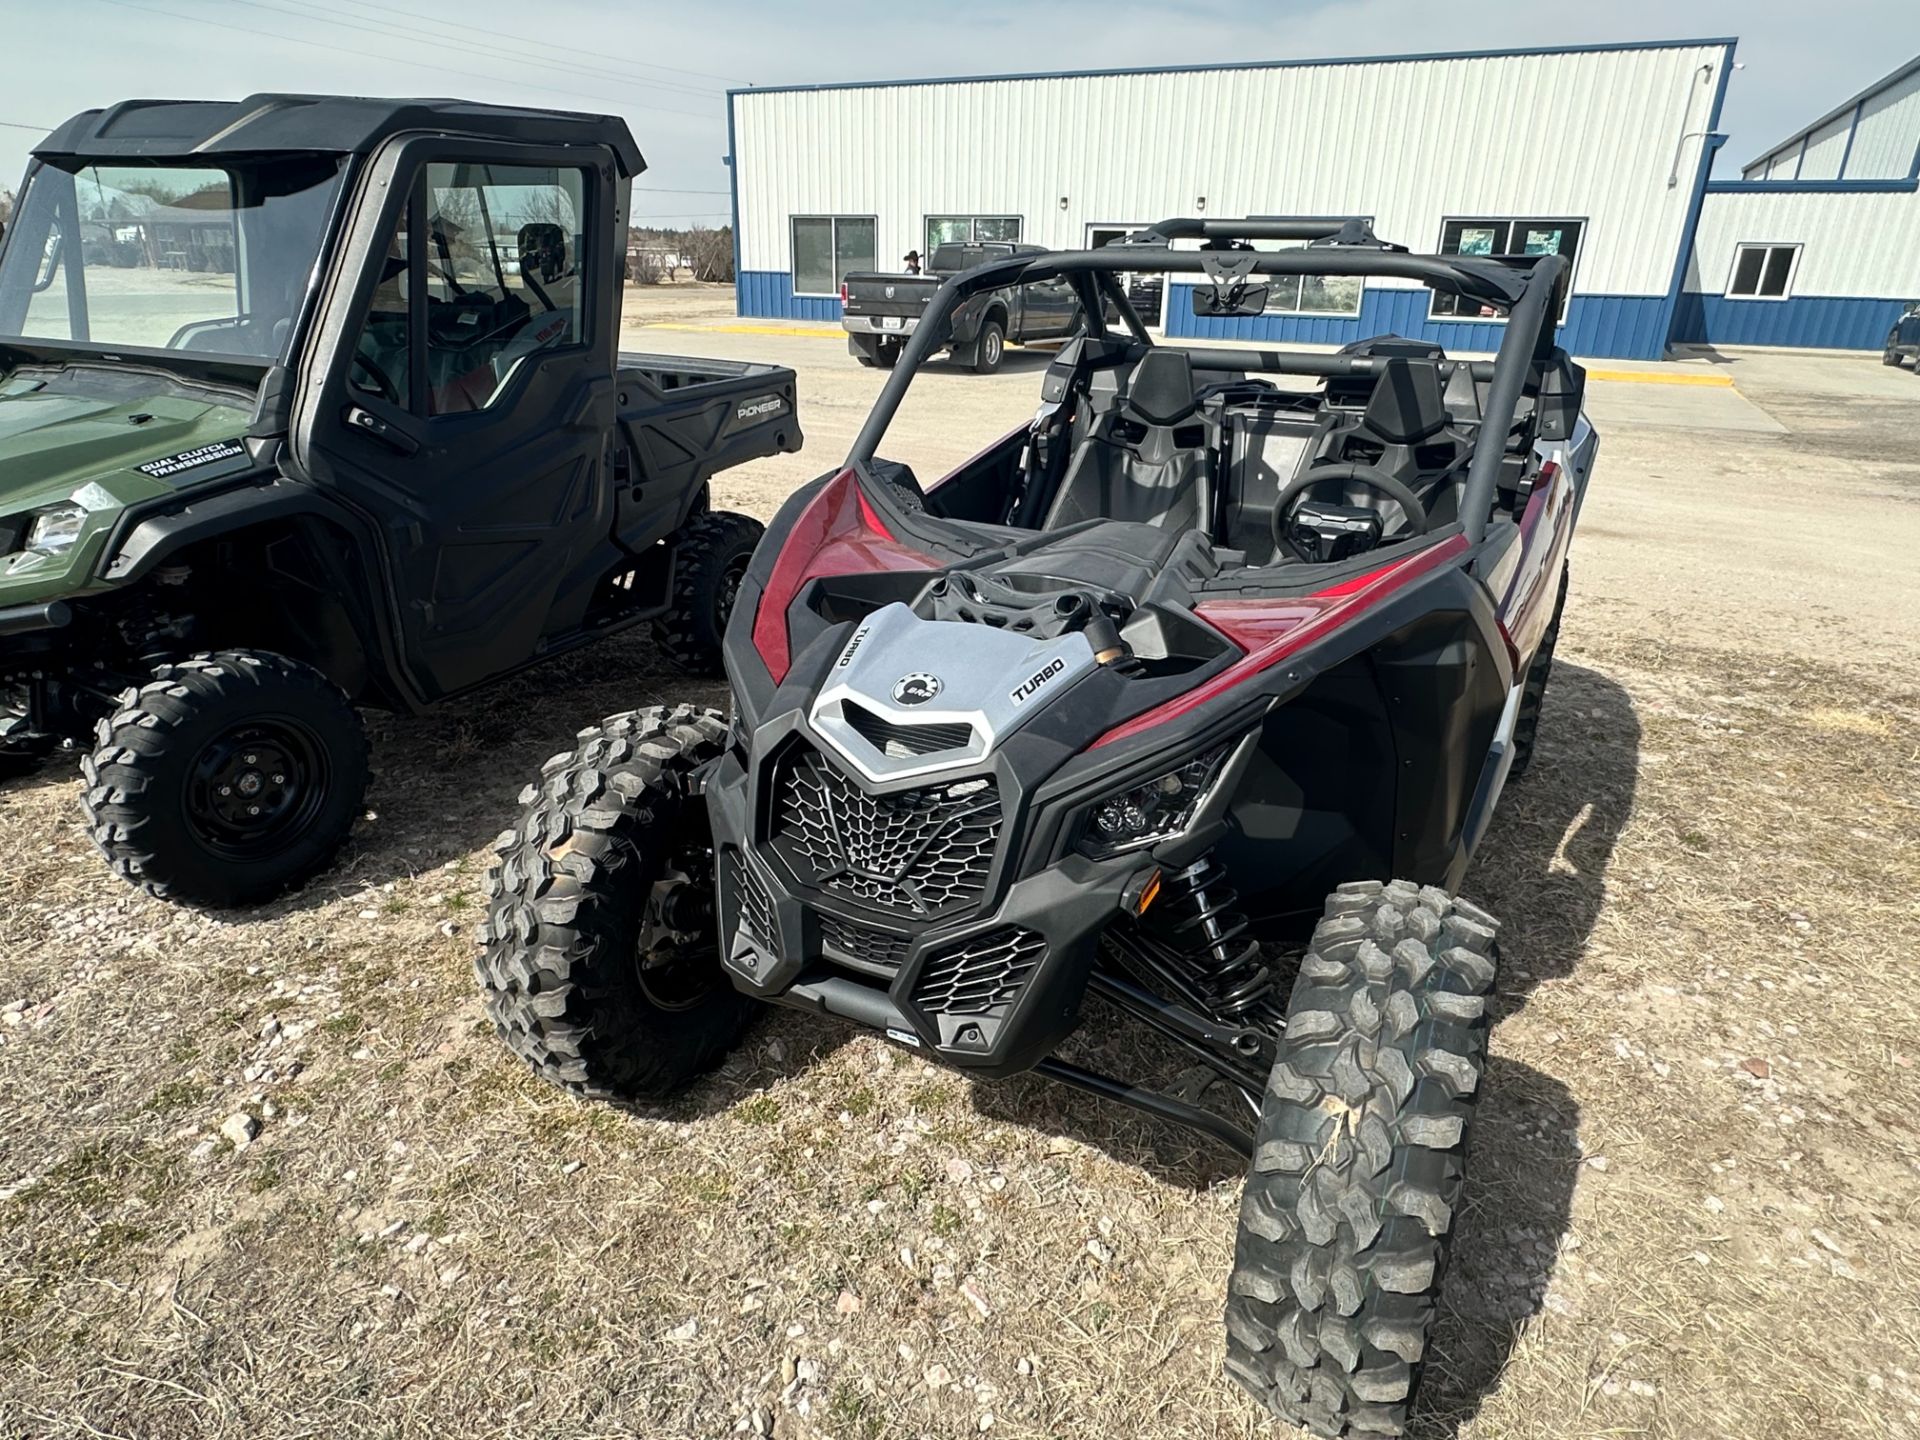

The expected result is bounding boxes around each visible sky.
[2,0,1918,225]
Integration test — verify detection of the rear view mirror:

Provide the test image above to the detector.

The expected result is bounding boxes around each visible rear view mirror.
[1191,283,1268,319]
[33,230,64,292]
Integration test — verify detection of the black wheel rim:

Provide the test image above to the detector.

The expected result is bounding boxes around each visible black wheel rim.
[183,716,331,860]
[716,554,750,629]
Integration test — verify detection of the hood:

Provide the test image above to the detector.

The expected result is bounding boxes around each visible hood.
[808,602,1099,783]
[0,384,252,514]
[0,374,256,603]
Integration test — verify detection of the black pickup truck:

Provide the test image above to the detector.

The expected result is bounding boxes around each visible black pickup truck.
[841,242,1081,373]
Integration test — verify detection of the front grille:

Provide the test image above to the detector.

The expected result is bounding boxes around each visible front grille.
[771,746,1001,918]
[842,702,974,758]
[818,912,911,971]
[913,927,1046,1016]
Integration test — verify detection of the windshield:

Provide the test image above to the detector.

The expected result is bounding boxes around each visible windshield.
[0,155,346,363]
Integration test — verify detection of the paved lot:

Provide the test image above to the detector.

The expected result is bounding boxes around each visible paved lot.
[2,282,1917,1439]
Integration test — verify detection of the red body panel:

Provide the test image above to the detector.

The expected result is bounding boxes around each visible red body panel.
[750,470,938,682]
[1093,535,1472,748]
[1495,461,1575,665]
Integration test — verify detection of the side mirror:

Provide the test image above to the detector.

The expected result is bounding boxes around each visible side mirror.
[1191,283,1268,319]
[32,230,64,293]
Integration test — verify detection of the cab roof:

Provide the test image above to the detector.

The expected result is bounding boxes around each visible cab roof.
[32,94,644,176]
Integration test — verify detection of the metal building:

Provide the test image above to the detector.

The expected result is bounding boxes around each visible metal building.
[1673,55,1920,350]
[726,39,1735,360]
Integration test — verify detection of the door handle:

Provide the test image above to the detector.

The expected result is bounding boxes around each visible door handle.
[344,405,419,456]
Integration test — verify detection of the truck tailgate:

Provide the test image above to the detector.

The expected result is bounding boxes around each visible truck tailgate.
[613,353,801,521]
[842,273,941,330]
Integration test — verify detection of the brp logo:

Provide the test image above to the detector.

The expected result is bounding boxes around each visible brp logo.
[892,673,942,706]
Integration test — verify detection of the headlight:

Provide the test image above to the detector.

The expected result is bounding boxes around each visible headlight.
[1075,744,1231,859]
[26,503,87,554]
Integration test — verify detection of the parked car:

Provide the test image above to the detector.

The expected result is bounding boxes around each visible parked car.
[1882,302,1920,367]
[479,217,1595,1437]
[841,241,1081,372]
[0,94,802,905]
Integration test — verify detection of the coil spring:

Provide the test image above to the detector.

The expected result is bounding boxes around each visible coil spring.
[1149,855,1278,1023]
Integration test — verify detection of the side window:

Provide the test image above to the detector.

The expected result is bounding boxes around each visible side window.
[349,200,411,406]
[422,163,588,416]
[1726,243,1799,300]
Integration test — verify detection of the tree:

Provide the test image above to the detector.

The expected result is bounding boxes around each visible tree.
[686,226,733,284]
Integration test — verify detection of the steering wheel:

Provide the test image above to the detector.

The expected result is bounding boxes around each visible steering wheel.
[351,351,401,406]
[1271,462,1430,563]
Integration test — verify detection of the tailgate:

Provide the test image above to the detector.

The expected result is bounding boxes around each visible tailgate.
[842,272,940,322]
[614,352,802,494]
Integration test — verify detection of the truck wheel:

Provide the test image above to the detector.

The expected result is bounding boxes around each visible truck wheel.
[80,651,369,906]
[1508,562,1567,781]
[653,510,765,676]
[971,319,1006,375]
[1225,880,1498,1439]
[1884,332,1903,366]
[478,705,754,1101]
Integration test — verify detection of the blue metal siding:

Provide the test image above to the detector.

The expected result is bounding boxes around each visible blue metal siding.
[1670,293,1907,349]
[738,270,843,320]
[1164,287,1671,359]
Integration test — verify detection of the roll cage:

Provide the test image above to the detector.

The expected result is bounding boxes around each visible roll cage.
[850,217,1577,546]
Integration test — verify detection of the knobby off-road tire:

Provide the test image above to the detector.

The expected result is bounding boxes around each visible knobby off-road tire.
[81,651,369,906]
[1507,562,1568,781]
[652,511,765,677]
[1225,879,1500,1438]
[478,705,754,1101]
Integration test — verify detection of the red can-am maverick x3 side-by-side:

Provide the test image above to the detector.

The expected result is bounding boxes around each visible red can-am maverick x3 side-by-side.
[480,218,1594,1436]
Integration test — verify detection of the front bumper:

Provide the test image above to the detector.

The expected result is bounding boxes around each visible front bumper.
[704,739,1151,1077]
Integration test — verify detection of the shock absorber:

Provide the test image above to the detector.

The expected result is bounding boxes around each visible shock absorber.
[1146,855,1278,1023]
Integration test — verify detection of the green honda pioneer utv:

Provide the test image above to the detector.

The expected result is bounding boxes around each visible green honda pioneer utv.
[0,95,800,906]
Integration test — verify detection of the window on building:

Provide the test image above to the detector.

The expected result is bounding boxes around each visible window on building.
[1258,243,1362,317]
[925,216,1022,254]
[1432,218,1583,319]
[792,215,876,296]
[1726,243,1800,300]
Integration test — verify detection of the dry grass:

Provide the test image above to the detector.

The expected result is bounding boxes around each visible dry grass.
[4,624,1917,1440]
[4,332,1920,1438]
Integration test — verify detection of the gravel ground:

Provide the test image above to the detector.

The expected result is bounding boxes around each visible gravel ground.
[2,288,1917,1439]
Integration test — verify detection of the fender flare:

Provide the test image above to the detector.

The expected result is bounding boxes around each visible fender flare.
[99,476,427,711]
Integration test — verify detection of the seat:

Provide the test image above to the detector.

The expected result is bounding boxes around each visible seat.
[1041,348,1214,533]
[1317,357,1471,490]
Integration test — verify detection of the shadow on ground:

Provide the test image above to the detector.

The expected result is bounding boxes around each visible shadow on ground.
[1413,1058,1582,1439]
[1471,659,1640,1020]
[260,632,727,917]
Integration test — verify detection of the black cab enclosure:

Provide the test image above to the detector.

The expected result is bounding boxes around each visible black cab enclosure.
[0,95,801,903]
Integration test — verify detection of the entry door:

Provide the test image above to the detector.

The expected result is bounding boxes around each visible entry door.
[1086,223,1163,328]
[292,139,622,701]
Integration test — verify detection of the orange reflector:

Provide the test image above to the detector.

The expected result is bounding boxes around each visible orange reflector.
[1128,868,1163,917]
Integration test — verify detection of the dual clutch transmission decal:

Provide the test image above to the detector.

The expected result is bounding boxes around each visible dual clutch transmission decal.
[135,438,247,479]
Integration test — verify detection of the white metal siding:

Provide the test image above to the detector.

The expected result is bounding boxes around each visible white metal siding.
[1849,68,1920,179]
[1687,188,1920,297]
[1798,114,1852,180]
[733,43,1728,296]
